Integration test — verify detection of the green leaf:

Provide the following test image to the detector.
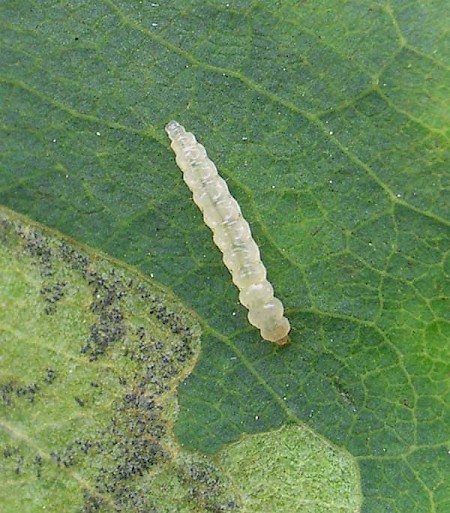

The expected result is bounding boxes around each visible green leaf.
[1,2,449,512]
[0,207,359,512]
[220,424,361,512]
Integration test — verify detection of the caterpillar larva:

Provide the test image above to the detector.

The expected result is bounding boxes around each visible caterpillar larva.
[165,121,290,345]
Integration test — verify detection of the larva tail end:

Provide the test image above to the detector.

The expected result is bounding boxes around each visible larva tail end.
[165,120,180,135]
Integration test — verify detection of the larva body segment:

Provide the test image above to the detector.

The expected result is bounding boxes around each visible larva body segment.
[165,120,290,345]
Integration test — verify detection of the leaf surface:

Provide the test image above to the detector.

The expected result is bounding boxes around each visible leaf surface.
[0,207,359,512]
[1,2,449,512]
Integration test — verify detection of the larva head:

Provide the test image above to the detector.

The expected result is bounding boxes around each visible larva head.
[247,298,290,345]
[260,317,291,345]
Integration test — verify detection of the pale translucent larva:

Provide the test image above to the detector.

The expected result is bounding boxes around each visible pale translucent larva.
[165,121,290,345]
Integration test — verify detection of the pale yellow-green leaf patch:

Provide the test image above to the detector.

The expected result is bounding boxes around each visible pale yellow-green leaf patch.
[0,206,360,512]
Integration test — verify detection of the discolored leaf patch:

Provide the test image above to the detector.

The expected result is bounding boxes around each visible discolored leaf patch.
[0,207,227,512]
[0,207,362,512]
